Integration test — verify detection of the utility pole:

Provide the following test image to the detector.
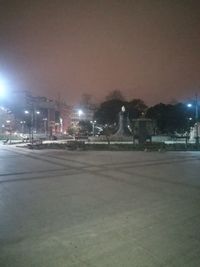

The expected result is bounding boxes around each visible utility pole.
[31,106,34,144]
[90,120,96,136]
[195,93,199,146]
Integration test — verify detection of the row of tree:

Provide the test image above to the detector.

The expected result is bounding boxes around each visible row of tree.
[92,90,195,135]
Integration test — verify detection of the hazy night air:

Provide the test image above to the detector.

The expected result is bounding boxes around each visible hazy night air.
[0,0,200,104]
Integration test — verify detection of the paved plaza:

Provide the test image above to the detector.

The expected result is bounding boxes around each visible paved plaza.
[0,145,200,266]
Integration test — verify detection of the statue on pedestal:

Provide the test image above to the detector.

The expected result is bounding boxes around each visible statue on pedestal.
[114,106,132,137]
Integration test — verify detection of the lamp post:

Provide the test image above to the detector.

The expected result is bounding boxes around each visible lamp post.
[195,94,199,146]
[20,121,26,133]
[187,94,199,146]
[6,120,11,143]
[43,118,48,136]
[24,109,34,143]
[78,109,83,119]
[35,110,40,133]
[90,120,96,136]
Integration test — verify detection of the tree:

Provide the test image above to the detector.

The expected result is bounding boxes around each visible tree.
[94,99,127,125]
[78,120,92,135]
[102,125,114,145]
[94,97,147,125]
[146,103,188,134]
[105,90,125,101]
[0,107,15,135]
[170,103,189,133]
[80,93,92,107]
[128,99,147,119]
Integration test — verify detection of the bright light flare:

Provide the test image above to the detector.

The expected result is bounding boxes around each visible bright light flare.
[78,109,83,116]
[187,103,192,108]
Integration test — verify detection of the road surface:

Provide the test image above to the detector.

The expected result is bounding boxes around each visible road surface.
[0,145,200,266]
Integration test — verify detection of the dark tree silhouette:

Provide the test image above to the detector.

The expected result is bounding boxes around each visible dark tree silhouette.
[105,90,125,101]
[94,99,127,125]
[146,103,189,134]
[128,99,147,119]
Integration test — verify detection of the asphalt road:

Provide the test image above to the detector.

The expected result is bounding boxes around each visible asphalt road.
[0,145,200,267]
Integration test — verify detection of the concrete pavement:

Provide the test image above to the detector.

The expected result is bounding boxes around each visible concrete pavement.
[0,145,200,266]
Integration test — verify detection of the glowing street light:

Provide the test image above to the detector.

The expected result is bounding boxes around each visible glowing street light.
[187,94,199,146]
[43,118,48,136]
[20,121,26,133]
[78,109,83,117]
[35,111,40,133]
[90,120,96,136]
[24,109,34,142]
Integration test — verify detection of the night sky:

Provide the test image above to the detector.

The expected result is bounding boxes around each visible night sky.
[0,0,200,105]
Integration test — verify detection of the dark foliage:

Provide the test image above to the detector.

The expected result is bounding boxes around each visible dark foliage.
[94,99,126,124]
[94,98,148,124]
[146,103,190,134]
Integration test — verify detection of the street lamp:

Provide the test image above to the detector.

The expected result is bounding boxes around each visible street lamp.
[35,110,40,133]
[20,121,26,133]
[78,109,83,117]
[43,118,48,136]
[24,109,34,143]
[90,120,96,136]
[5,120,11,143]
[187,94,199,146]
[195,95,199,146]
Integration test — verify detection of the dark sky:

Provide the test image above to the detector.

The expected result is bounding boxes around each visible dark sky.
[0,0,200,105]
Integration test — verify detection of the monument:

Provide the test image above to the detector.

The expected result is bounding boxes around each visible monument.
[89,105,153,144]
[114,106,132,137]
